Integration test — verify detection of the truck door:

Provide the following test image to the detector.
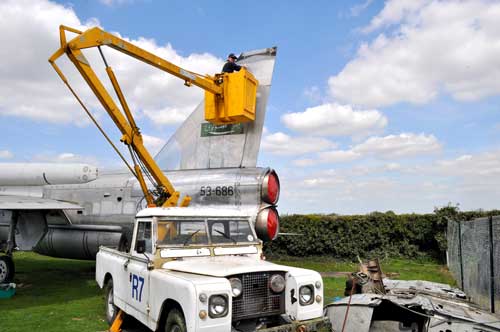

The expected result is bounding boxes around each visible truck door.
[127,220,153,325]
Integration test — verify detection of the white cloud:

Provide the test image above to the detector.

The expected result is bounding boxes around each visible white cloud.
[279,148,500,214]
[57,153,78,161]
[350,0,374,17]
[99,0,135,6]
[384,162,401,171]
[347,163,404,176]
[0,150,13,159]
[261,132,336,156]
[292,159,318,167]
[329,0,500,107]
[281,103,387,137]
[292,132,441,166]
[363,0,429,32]
[317,150,362,163]
[303,175,347,188]
[434,151,500,178]
[352,133,442,158]
[293,149,362,167]
[0,0,222,125]
[0,0,92,124]
[303,86,322,103]
[112,41,222,124]
[142,134,166,156]
[32,152,99,164]
[280,170,424,213]
[142,105,196,126]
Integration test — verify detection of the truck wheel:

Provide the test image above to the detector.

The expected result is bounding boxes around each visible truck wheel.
[164,309,186,332]
[105,279,119,325]
[0,255,14,284]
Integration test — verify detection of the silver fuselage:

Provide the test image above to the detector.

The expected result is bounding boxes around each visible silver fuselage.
[0,167,276,259]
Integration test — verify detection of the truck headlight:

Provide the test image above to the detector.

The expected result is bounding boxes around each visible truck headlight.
[208,294,229,318]
[269,274,286,293]
[299,285,314,305]
[229,278,242,297]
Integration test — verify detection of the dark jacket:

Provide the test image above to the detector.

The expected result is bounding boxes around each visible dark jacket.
[222,61,242,73]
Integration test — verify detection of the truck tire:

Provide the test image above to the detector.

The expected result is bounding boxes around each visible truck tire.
[0,255,14,284]
[105,279,119,325]
[164,308,186,332]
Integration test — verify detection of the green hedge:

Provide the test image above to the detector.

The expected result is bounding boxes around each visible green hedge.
[264,206,500,261]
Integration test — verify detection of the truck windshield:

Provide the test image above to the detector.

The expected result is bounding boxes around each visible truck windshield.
[157,219,255,246]
[157,220,208,246]
[208,220,254,244]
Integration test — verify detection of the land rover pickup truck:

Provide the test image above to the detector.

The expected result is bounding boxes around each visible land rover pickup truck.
[96,207,331,332]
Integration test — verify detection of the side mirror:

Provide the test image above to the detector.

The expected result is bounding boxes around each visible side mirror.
[136,239,146,254]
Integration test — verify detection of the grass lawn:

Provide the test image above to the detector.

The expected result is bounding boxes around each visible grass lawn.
[0,252,456,332]
[0,252,108,332]
[272,256,456,301]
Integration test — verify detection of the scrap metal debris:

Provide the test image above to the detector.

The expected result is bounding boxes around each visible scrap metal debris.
[325,258,500,332]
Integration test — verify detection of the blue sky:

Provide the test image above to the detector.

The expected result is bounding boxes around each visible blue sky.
[1,0,500,214]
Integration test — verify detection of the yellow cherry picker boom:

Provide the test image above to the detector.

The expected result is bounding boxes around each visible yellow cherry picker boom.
[49,25,258,208]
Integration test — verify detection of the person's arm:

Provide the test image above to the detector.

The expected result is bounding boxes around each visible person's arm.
[232,62,242,71]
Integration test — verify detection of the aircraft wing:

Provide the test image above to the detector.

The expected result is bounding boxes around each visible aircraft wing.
[0,195,83,210]
[0,195,81,253]
[155,47,277,170]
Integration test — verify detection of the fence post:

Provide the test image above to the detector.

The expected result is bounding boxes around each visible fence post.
[458,220,464,290]
[488,216,495,313]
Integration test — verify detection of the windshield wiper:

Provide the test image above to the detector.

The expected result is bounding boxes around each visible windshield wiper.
[214,229,237,244]
[183,229,201,245]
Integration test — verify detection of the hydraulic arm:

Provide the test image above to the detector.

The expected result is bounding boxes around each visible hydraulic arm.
[49,25,257,207]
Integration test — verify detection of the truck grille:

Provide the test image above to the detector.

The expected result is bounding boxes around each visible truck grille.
[230,271,285,321]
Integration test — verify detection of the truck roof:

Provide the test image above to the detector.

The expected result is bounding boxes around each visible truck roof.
[136,206,254,218]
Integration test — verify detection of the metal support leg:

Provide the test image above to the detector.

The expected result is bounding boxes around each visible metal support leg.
[6,211,18,256]
[109,310,124,332]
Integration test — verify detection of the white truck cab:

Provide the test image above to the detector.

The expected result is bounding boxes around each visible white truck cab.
[96,207,331,332]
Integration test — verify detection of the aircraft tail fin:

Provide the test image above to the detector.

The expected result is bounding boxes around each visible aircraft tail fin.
[155,47,277,170]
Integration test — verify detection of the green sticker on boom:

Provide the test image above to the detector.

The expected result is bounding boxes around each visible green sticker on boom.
[200,123,244,137]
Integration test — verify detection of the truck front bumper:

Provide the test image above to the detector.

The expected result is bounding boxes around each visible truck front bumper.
[258,317,331,332]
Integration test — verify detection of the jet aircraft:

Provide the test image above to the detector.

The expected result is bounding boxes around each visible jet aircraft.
[0,47,278,283]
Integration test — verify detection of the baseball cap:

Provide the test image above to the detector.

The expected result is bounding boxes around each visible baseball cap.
[228,53,238,59]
